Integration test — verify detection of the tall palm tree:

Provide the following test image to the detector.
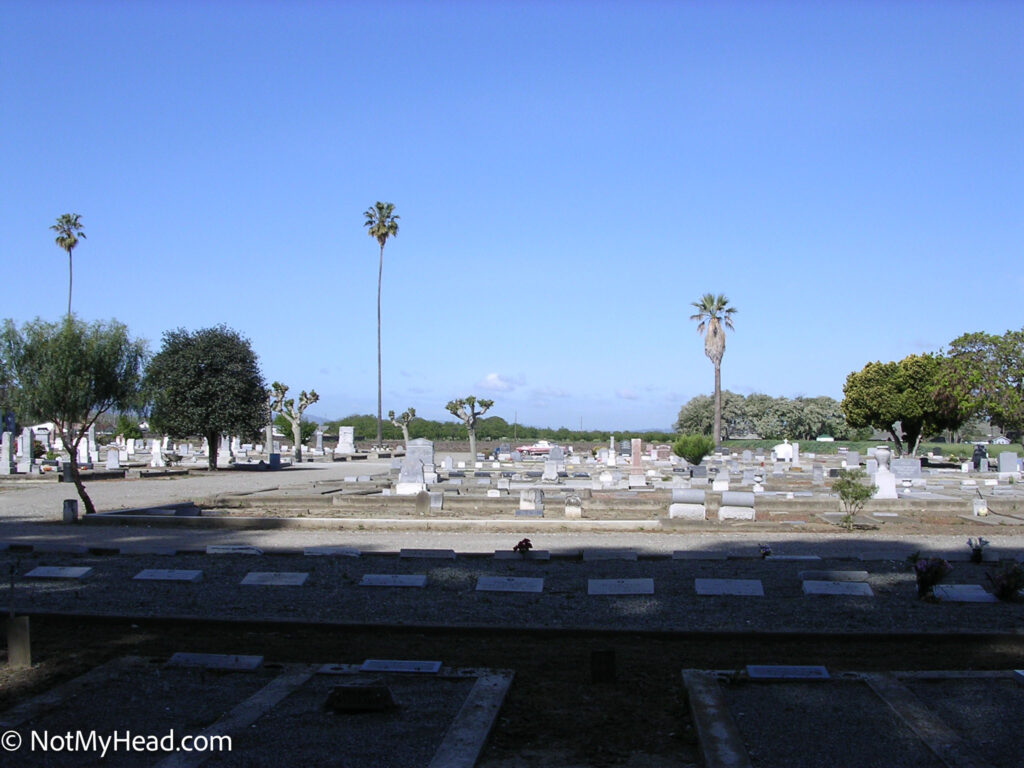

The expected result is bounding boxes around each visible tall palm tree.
[51,213,86,317]
[690,293,736,446]
[364,202,399,444]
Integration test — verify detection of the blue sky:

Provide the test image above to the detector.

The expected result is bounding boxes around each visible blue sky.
[3,1,1022,431]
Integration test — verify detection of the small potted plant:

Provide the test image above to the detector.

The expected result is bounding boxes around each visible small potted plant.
[908,552,953,598]
[967,537,989,564]
[758,543,772,559]
[513,538,533,557]
[987,564,1024,601]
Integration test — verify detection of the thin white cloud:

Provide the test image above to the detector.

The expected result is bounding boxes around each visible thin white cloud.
[478,372,521,392]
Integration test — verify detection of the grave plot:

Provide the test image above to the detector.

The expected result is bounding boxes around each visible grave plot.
[0,656,512,768]
[718,679,938,768]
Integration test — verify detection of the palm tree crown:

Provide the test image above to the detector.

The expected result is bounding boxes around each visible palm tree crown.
[690,293,736,365]
[364,202,399,444]
[51,213,86,317]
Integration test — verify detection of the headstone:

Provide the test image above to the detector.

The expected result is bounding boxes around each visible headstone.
[406,437,434,468]
[0,431,14,475]
[802,581,874,597]
[105,449,120,470]
[541,460,559,482]
[791,442,800,467]
[519,488,544,511]
[890,458,922,479]
[773,440,794,461]
[241,571,309,586]
[998,451,1019,475]
[134,569,203,582]
[548,444,564,462]
[742,450,753,462]
[565,494,583,518]
[812,465,824,484]
[395,458,426,495]
[314,429,324,454]
[150,438,166,467]
[415,490,430,514]
[335,426,356,455]
[18,427,34,459]
[606,436,617,466]
[872,469,898,499]
[845,451,860,468]
[630,438,643,474]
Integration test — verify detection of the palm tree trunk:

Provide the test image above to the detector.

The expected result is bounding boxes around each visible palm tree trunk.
[67,250,73,317]
[713,362,722,446]
[376,244,383,445]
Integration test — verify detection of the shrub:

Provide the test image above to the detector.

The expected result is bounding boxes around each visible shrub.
[832,469,877,531]
[673,434,716,465]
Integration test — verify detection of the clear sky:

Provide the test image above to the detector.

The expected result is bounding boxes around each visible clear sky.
[3,1,1022,431]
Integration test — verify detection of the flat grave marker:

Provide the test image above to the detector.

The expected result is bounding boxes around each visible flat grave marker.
[360,659,442,674]
[133,569,203,583]
[746,664,830,680]
[166,652,263,670]
[802,580,874,597]
[360,574,427,588]
[672,550,729,561]
[476,576,544,593]
[206,545,263,556]
[695,578,764,596]
[933,584,998,603]
[25,566,92,580]
[303,546,360,557]
[493,550,551,560]
[241,571,309,586]
[399,548,455,560]
[799,570,870,582]
[588,578,654,595]
[583,549,638,561]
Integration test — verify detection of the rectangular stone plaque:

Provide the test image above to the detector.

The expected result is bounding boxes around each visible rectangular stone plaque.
[303,546,360,557]
[695,578,764,596]
[134,569,203,582]
[206,545,263,555]
[746,665,830,680]
[493,550,551,560]
[587,578,654,595]
[672,550,728,560]
[241,571,309,586]
[802,580,874,597]
[933,584,998,603]
[582,549,638,561]
[399,548,455,559]
[799,570,870,582]
[167,652,263,670]
[476,576,544,593]
[514,509,544,517]
[765,555,821,562]
[360,659,442,674]
[360,574,427,588]
[119,546,177,556]
[25,566,92,580]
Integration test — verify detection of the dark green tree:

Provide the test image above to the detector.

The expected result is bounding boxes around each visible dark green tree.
[842,354,964,456]
[942,329,1024,443]
[145,326,267,470]
[3,317,145,514]
[51,213,86,318]
[364,201,399,445]
[674,392,745,438]
[446,395,493,461]
[690,293,736,446]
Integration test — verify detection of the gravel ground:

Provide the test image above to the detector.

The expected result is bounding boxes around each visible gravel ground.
[5,548,1024,634]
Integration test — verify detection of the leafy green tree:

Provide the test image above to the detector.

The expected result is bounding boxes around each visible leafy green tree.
[114,413,143,440]
[690,293,736,446]
[273,414,317,444]
[51,214,86,318]
[388,406,416,446]
[674,392,745,438]
[145,326,267,470]
[842,354,964,456]
[364,201,399,445]
[270,381,319,462]
[942,329,1024,444]
[672,433,716,465]
[832,468,877,531]
[446,395,493,460]
[3,317,145,514]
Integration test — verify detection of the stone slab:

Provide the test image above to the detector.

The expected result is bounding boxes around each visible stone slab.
[476,576,544,593]
[695,578,764,597]
[493,550,551,560]
[672,550,729,560]
[399,548,456,560]
[514,509,544,517]
[303,546,360,557]
[799,570,870,582]
[933,584,998,603]
[717,506,756,521]
[588,578,654,595]
[118,546,177,556]
[360,574,427,588]
[24,566,92,580]
[746,665,830,680]
[360,659,442,674]
[241,571,309,586]
[765,555,821,562]
[802,580,874,597]
[166,652,263,670]
[582,549,638,561]
[206,545,264,555]
[133,569,203,582]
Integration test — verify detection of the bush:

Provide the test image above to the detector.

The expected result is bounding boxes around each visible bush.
[832,469,877,531]
[673,434,716,465]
